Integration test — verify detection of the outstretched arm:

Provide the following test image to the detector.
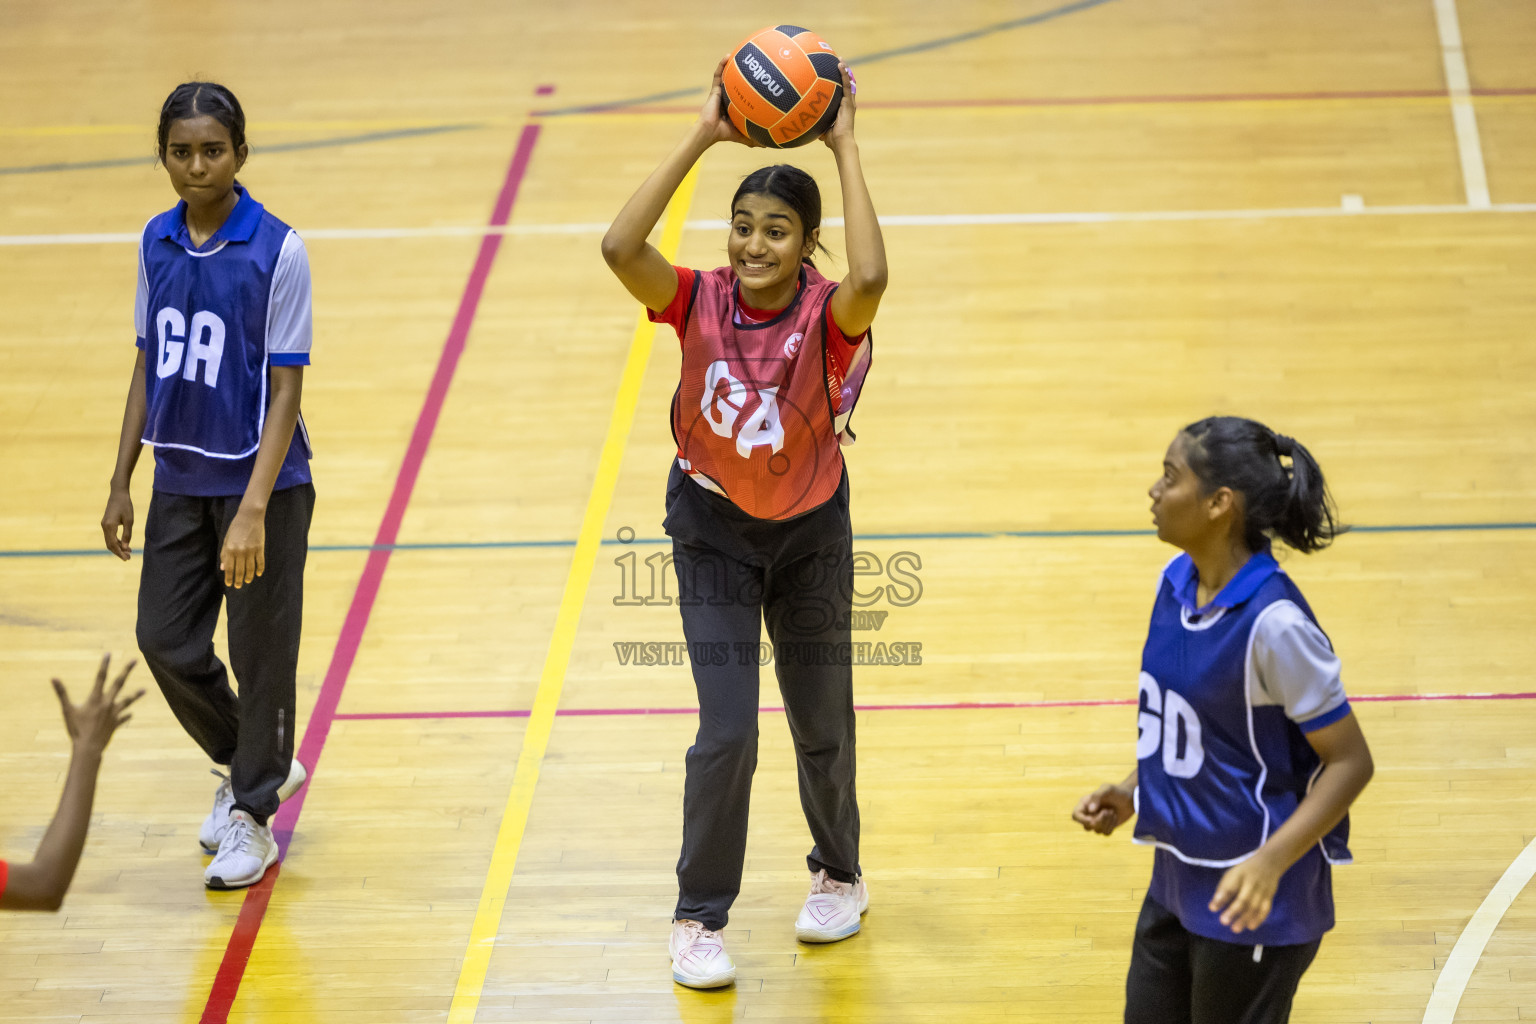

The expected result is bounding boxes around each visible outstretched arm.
[824,65,887,338]
[2,656,142,912]
[601,57,754,312]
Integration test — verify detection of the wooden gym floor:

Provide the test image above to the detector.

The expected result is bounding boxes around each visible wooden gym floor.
[1,0,1534,1021]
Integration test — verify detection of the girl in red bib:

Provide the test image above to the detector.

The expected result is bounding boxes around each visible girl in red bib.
[602,56,887,989]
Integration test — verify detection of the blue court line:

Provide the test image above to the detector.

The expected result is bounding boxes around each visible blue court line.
[258,123,482,154]
[0,123,482,176]
[533,0,1123,117]
[7,521,1534,558]
[4,0,1118,176]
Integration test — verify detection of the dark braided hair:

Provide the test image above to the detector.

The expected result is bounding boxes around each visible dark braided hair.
[731,165,832,266]
[156,82,246,161]
[1181,416,1347,554]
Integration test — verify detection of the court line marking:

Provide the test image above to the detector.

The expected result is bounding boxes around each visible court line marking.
[443,164,700,1024]
[328,690,1536,722]
[196,123,544,1024]
[532,0,1122,116]
[0,0,1109,180]
[0,118,484,137]
[0,0,1516,1009]
[0,0,1120,158]
[7,521,1536,561]
[7,84,1536,146]
[0,123,482,176]
[556,86,1536,119]
[1433,0,1491,208]
[1422,834,1536,1023]
[6,201,1536,248]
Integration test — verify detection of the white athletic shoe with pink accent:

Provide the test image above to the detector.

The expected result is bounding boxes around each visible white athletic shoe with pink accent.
[198,760,307,853]
[197,770,237,853]
[669,919,736,989]
[794,870,868,943]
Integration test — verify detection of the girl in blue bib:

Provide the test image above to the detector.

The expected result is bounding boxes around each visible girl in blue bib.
[101,83,314,892]
[1073,417,1375,1024]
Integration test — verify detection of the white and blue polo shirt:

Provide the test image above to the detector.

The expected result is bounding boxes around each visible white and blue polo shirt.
[1133,549,1353,946]
[134,184,312,497]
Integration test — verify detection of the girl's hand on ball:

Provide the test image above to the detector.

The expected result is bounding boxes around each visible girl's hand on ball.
[702,56,758,147]
[821,63,857,148]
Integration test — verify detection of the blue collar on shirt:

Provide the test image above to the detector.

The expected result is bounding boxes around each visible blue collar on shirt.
[156,183,264,251]
[1168,547,1280,614]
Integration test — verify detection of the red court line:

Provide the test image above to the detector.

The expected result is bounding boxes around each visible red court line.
[859,87,1536,108]
[198,122,543,1024]
[331,690,1536,722]
[550,86,1536,117]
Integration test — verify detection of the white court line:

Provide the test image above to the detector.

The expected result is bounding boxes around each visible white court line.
[306,222,613,239]
[824,203,1536,227]
[1433,0,1492,208]
[0,223,616,246]
[1421,833,1536,1023]
[4,203,1536,247]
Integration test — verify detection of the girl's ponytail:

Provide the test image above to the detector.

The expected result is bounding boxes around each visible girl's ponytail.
[1270,432,1343,554]
[1181,417,1347,555]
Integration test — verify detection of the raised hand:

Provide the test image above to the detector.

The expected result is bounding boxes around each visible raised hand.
[3,656,145,910]
[821,63,857,149]
[701,56,757,147]
[53,653,143,754]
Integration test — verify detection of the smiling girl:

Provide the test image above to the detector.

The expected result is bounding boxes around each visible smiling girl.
[1073,417,1374,1024]
[101,82,312,891]
[601,56,886,988]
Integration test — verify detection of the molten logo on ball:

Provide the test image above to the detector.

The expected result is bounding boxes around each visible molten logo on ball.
[721,24,844,149]
[740,54,785,98]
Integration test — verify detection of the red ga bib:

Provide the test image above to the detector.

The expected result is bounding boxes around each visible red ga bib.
[671,266,867,520]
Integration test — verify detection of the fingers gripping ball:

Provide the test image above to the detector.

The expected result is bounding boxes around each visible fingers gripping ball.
[722,25,843,148]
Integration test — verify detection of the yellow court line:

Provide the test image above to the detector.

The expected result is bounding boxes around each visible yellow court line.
[444,164,699,1024]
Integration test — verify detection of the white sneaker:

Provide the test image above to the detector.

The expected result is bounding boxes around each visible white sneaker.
[669,919,736,989]
[279,759,308,802]
[198,760,307,853]
[795,870,868,943]
[198,770,236,853]
[204,810,278,890]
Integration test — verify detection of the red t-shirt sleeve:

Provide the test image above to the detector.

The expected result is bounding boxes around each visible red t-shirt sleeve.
[646,266,697,338]
[0,859,8,900]
[823,307,865,372]
[823,300,869,410]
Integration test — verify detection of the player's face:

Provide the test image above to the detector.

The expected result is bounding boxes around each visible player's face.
[163,116,247,210]
[1149,433,1212,548]
[727,193,817,301]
